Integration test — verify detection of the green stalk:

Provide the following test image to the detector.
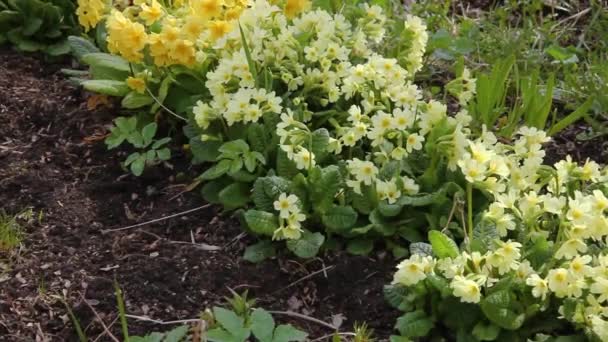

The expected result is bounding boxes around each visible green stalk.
[467,183,473,246]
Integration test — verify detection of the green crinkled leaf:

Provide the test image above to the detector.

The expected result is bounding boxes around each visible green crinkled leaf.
[122,91,154,109]
[480,290,525,330]
[383,285,412,311]
[472,219,500,253]
[428,230,459,259]
[243,240,276,263]
[321,205,357,233]
[247,123,268,153]
[309,165,342,213]
[395,311,433,338]
[252,176,291,212]
[276,149,298,179]
[310,128,330,162]
[351,181,377,211]
[526,235,553,269]
[346,238,374,256]
[218,182,250,209]
[244,210,278,236]
[81,80,130,97]
[379,160,401,180]
[409,242,433,257]
[286,231,324,259]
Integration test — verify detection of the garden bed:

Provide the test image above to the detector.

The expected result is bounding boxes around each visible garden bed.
[2,47,607,341]
[0,48,399,341]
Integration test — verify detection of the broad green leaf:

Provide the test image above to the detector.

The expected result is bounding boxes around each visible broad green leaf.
[251,309,275,342]
[244,210,278,236]
[122,91,154,109]
[428,231,459,259]
[394,311,433,338]
[130,155,146,176]
[163,325,189,342]
[22,17,43,36]
[141,123,157,146]
[219,139,249,155]
[472,322,500,341]
[272,324,308,342]
[129,332,164,342]
[201,178,231,204]
[346,238,374,256]
[190,139,222,164]
[156,148,171,161]
[243,240,276,263]
[68,35,100,61]
[321,206,357,233]
[213,307,247,333]
[286,231,325,258]
[369,209,396,236]
[377,201,403,217]
[201,159,232,180]
[46,40,71,56]
[82,52,130,73]
[150,76,173,113]
[82,80,130,97]
[218,182,250,209]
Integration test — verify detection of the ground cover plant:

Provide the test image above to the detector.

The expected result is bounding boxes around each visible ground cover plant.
[1,0,608,341]
[0,0,80,55]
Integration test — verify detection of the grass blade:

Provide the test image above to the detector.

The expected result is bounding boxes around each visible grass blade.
[61,300,88,342]
[238,22,258,87]
[114,280,130,341]
[548,97,594,136]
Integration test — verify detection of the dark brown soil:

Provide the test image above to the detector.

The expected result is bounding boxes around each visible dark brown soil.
[0,48,398,341]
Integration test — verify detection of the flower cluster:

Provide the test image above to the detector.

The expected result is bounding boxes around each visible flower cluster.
[272,193,306,240]
[392,149,608,339]
[77,0,107,31]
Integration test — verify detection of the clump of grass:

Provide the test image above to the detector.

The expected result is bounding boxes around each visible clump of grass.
[0,210,25,252]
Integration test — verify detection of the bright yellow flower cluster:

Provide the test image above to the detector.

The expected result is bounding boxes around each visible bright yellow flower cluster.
[76,0,250,68]
[107,10,148,62]
[76,0,107,31]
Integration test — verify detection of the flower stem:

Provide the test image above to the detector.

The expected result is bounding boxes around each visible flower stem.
[466,182,473,246]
